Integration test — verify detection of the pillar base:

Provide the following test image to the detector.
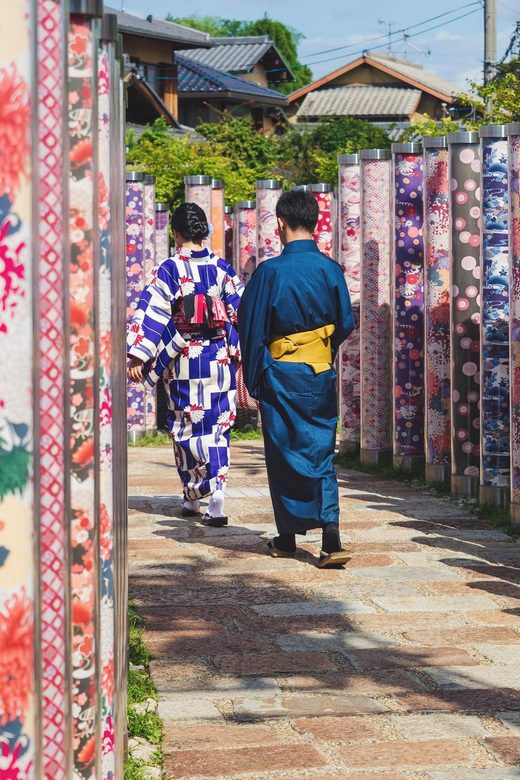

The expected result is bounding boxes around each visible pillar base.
[451,474,479,499]
[425,463,451,484]
[479,485,509,509]
[393,454,425,475]
[360,448,392,466]
[510,501,520,526]
[128,430,145,445]
[145,427,157,437]
[339,440,359,455]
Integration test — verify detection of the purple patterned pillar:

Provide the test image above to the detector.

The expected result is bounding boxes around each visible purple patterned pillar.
[185,175,212,247]
[359,150,393,465]
[155,202,170,262]
[143,174,157,433]
[224,205,234,266]
[310,183,334,258]
[391,143,425,472]
[447,131,481,498]
[479,125,510,508]
[235,200,257,285]
[508,123,520,524]
[423,137,451,484]
[256,179,282,263]
[337,154,361,453]
[126,170,146,440]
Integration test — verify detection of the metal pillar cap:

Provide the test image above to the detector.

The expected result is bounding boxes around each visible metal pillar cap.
[290,185,311,191]
[337,153,359,164]
[359,149,391,160]
[211,179,225,189]
[224,206,233,214]
[102,13,118,41]
[310,183,333,192]
[447,131,479,144]
[236,201,256,208]
[479,124,508,138]
[423,136,448,148]
[185,175,212,185]
[256,179,283,189]
[507,123,520,135]
[391,142,423,154]
[155,203,169,212]
[144,174,156,184]
[126,170,144,181]
[70,0,103,15]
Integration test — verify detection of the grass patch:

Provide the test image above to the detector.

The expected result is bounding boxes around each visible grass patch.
[124,755,148,780]
[129,431,172,447]
[129,600,151,667]
[231,427,263,441]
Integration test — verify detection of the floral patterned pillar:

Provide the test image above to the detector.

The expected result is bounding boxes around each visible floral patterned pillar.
[224,205,234,266]
[359,149,393,465]
[185,175,212,247]
[235,200,257,285]
[310,183,334,258]
[0,0,37,773]
[143,174,156,433]
[337,154,361,453]
[155,202,170,262]
[256,179,282,263]
[508,123,520,524]
[126,170,146,441]
[447,131,481,498]
[211,179,225,258]
[68,4,102,775]
[37,0,68,775]
[391,143,425,472]
[423,137,451,484]
[479,126,510,508]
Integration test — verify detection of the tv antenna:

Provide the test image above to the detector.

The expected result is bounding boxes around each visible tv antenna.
[378,18,396,55]
[402,34,431,60]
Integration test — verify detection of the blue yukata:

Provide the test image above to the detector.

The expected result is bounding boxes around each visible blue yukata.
[238,240,354,535]
[127,246,243,500]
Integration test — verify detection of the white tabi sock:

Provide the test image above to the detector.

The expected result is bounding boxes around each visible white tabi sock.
[183,499,200,512]
[207,489,225,518]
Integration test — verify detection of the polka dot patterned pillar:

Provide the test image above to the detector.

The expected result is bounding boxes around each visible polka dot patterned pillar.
[447,132,482,499]
[391,143,425,472]
[508,123,520,524]
[479,126,510,507]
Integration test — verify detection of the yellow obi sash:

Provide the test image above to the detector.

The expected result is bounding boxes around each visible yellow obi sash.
[268,325,335,375]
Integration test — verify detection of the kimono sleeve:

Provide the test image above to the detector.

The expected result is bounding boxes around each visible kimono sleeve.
[331,263,355,356]
[236,263,274,399]
[221,260,244,361]
[127,262,186,367]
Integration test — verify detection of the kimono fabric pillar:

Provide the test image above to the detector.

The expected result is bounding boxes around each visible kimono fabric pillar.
[508,123,520,524]
[359,149,393,465]
[337,154,361,453]
[185,175,212,247]
[37,0,68,773]
[479,125,510,508]
[224,205,234,266]
[0,0,37,772]
[256,179,282,263]
[423,137,451,483]
[235,201,257,285]
[155,202,170,262]
[448,132,482,499]
[68,2,103,774]
[126,170,146,442]
[144,174,157,434]
[211,178,225,258]
[332,185,339,261]
[310,183,334,258]
[391,143,425,473]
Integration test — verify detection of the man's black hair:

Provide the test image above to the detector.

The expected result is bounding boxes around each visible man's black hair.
[276,190,319,233]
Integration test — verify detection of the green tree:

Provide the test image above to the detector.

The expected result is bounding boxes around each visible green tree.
[396,116,462,142]
[164,14,249,37]
[457,65,520,124]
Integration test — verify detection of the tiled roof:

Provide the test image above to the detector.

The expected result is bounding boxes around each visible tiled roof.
[176,54,288,105]
[366,51,469,99]
[105,6,210,45]
[181,39,293,80]
[296,85,422,119]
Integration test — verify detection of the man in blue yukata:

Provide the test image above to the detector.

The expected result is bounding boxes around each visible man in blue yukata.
[238,190,355,568]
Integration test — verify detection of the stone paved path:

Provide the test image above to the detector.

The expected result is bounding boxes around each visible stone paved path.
[128,441,520,779]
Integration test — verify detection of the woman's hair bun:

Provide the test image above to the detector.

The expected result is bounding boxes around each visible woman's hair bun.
[171,202,209,243]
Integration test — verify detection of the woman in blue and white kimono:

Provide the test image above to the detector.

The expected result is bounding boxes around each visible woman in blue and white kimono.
[128,202,243,526]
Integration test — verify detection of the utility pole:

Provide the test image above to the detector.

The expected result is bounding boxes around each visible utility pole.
[484,0,497,83]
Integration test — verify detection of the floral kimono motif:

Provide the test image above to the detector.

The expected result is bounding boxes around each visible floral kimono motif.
[127,247,243,499]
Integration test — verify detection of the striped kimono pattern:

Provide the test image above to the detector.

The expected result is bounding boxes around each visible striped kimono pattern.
[127,247,243,499]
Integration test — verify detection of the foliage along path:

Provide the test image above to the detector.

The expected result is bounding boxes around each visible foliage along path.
[128,440,520,779]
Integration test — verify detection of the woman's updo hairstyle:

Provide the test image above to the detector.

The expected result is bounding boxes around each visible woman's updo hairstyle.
[171,202,209,244]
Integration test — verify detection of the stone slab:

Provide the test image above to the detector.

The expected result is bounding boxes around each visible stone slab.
[338,738,472,769]
[275,631,399,653]
[252,600,376,617]
[497,711,520,734]
[473,644,520,665]
[424,665,520,689]
[372,595,501,612]
[390,713,490,739]
[158,695,223,723]
[232,693,388,721]
[350,566,461,581]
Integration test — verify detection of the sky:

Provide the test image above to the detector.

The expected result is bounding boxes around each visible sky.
[121,0,519,92]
